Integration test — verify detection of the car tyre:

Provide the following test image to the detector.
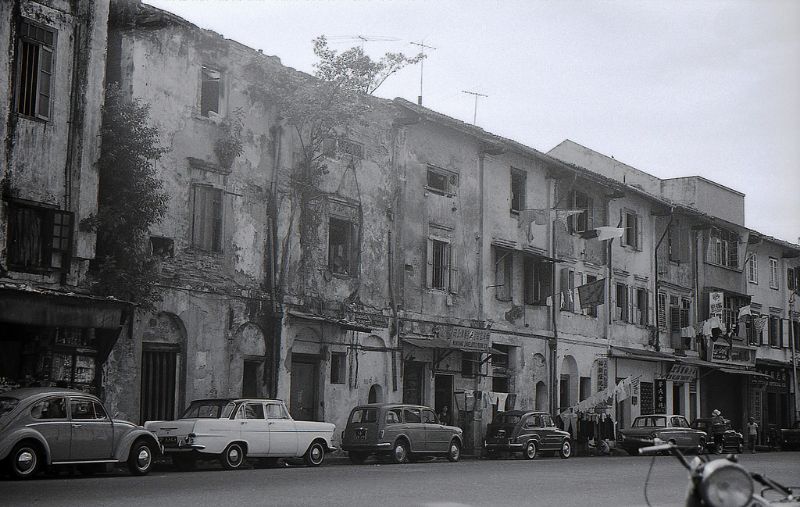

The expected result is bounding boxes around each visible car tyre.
[523,440,537,460]
[391,440,409,464]
[304,441,325,467]
[220,442,246,470]
[349,452,368,465]
[559,439,572,459]
[127,439,155,476]
[8,441,41,480]
[447,439,461,462]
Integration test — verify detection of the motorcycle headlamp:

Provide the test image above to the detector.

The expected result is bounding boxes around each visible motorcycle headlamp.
[700,459,753,507]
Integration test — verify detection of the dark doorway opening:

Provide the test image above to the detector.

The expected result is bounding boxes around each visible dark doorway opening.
[290,354,319,421]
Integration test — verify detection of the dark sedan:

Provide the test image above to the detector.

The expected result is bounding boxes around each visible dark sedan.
[0,388,160,479]
[779,421,800,450]
[483,411,572,459]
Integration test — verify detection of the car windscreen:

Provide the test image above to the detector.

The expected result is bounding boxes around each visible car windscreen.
[0,396,20,416]
[349,408,378,424]
[494,414,522,425]
[181,401,229,418]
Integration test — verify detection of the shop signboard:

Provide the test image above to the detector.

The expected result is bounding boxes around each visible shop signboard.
[709,342,756,367]
[434,325,490,352]
[665,364,698,383]
[709,292,724,316]
[654,379,667,414]
[755,367,789,390]
[597,359,608,391]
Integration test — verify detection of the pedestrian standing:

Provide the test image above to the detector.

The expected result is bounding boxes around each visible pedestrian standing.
[746,417,758,454]
[711,409,725,453]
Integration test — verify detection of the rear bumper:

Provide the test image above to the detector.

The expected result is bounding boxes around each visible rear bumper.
[341,442,392,452]
[484,442,523,451]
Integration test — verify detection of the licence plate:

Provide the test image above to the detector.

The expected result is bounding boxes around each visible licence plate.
[355,429,367,440]
[161,436,178,446]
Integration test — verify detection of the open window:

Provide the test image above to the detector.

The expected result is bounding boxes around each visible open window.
[200,66,221,117]
[15,19,55,120]
[6,201,72,272]
[567,190,592,234]
[510,167,526,213]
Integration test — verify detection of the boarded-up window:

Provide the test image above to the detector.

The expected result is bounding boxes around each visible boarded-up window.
[668,220,689,262]
[192,185,223,252]
[15,19,55,120]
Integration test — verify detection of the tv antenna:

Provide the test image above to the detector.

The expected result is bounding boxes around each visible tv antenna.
[326,34,400,51]
[410,41,436,105]
[462,90,488,125]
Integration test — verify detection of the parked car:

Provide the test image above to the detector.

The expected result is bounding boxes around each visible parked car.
[341,403,463,464]
[144,398,335,470]
[0,387,160,479]
[617,414,707,455]
[778,421,800,450]
[690,418,743,454]
[483,410,572,459]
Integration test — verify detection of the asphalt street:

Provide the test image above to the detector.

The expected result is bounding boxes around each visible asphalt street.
[2,452,799,507]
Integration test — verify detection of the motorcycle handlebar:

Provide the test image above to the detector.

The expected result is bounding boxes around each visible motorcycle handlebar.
[638,443,675,455]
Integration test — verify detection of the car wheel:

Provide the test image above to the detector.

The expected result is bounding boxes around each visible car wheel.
[559,439,572,459]
[523,440,538,460]
[172,454,197,471]
[697,438,706,455]
[220,442,246,470]
[447,439,461,462]
[8,442,41,479]
[391,440,409,464]
[127,439,155,476]
[349,452,368,465]
[304,441,325,467]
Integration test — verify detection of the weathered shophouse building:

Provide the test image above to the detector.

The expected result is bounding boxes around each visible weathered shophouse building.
[0,1,132,396]
[106,2,402,431]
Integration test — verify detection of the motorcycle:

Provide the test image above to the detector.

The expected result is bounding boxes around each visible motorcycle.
[639,442,798,507]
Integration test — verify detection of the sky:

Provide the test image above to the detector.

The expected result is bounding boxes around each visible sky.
[145,0,800,244]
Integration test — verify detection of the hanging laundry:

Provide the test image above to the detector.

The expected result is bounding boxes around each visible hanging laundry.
[680,326,695,338]
[737,306,751,320]
[496,393,509,411]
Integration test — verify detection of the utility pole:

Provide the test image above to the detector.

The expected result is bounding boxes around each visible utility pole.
[462,90,488,125]
[410,41,436,106]
[790,289,799,423]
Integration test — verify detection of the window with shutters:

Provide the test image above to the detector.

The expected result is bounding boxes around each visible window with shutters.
[427,234,457,293]
[621,209,641,250]
[523,256,552,306]
[769,258,778,289]
[200,66,221,117]
[329,217,360,276]
[635,287,649,326]
[567,190,592,234]
[560,267,576,312]
[510,168,526,213]
[15,19,55,120]
[426,165,458,196]
[615,283,628,322]
[192,185,223,252]
[747,255,758,284]
[6,201,72,272]
[668,220,689,262]
[495,247,513,301]
[669,295,681,333]
[788,267,797,291]
[657,292,667,329]
[584,274,598,318]
[707,228,739,269]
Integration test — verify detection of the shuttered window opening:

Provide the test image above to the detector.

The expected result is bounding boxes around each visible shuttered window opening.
[15,19,55,120]
[192,185,223,252]
[141,349,177,423]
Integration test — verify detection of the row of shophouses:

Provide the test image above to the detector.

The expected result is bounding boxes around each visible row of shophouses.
[1,0,798,453]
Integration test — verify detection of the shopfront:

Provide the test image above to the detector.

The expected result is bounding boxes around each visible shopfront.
[752,362,792,442]
[0,286,130,395]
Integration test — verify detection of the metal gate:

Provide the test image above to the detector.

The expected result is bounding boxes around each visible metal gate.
[140,348,177,423]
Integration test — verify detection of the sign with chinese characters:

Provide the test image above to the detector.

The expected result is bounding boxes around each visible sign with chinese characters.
[709,292,724,316]
[753,367,789,390]
[433,325,491,352]
[665,364,698,383]
[654,379,667,414]
[596,359,609,392]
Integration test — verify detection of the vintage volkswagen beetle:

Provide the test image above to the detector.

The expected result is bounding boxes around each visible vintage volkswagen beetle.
[483,410,572,459]
[690,417,744,454]
[0,388,160,479]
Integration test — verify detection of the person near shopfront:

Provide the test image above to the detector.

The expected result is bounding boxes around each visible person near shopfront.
[711,409,725,453]
[746,417,759,454]
[438,405,451,426]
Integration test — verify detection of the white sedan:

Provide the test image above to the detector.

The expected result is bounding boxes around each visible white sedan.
[145,398,336,470]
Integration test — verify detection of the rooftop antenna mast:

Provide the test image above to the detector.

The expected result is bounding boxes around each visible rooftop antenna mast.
[326,35,399,51]
[462,90,488,125]
[410,41,436,105]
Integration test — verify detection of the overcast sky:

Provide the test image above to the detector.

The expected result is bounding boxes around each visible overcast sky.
[145,0,799,244]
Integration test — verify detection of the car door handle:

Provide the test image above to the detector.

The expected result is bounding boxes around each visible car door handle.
[268,421,275,425]
[72,424,82,428]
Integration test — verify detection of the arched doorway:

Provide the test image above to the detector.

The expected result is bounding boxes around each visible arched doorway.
[140,312,186,423]
[368,384,383,403]
[559,355,579,411]
[535,381,548,412]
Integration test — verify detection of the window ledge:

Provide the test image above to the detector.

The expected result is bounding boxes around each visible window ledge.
[424,186,455,198]
[704,261,742,273]
[15,112,49,124]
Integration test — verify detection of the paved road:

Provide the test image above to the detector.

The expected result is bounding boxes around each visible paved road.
[2,452,799,507]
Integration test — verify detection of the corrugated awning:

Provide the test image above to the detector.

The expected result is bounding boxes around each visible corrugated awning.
[286,310,372,333]
[0,285,130,329]
[610,346,675,363]
[717,367,771,379]
[402,337,506,355]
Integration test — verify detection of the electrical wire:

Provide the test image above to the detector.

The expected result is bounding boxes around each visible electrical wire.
[643,453,657,507]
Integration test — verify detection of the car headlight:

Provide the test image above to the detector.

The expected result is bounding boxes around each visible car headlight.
[700,460,753,507]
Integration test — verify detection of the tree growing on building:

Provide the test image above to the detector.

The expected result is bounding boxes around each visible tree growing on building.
[86,84,168,308]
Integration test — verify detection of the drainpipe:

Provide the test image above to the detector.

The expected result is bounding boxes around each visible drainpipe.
[790,290,799,423]
[478,152,485,319]
[548,177,558,415]
[653,208,675,352]
[268,124,283,398]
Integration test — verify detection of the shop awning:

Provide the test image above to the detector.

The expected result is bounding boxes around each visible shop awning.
[674,355,720,369]
[755,358,792,368]
[717,367,771,379]
[610,346,676,363]
[0,284,131,329]
[286,310,372,333]
[402,337,506,355]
